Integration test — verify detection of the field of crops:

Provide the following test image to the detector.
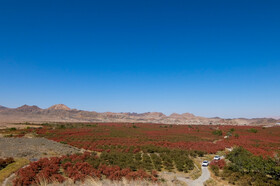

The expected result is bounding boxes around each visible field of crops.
[36,123,280,156]
[10,123,280,185]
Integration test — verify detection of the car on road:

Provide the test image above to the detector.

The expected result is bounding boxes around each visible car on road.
[202,160,209,167]
[213,155,221,160]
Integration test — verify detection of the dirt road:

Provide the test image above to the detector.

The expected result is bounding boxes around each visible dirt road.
[177,166,210,186]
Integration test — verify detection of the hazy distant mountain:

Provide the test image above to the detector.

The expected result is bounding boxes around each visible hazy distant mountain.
[0,105,7,110]
[0,104,278,126]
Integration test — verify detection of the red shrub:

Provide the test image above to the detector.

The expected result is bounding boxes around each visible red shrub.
[210,159,226,169]
[36,123,280,157]
[13,157,65,186]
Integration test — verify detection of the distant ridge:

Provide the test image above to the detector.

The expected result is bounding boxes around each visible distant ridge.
[48,104,71,111]
[169,113,196,119]
[0,104,279,126]
[15,105,41,112]
[0,105,7,110]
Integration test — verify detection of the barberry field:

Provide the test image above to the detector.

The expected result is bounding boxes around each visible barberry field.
[36,123,280,157]
[3,123,280,185]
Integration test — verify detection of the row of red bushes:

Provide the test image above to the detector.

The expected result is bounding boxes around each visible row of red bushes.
[13,152,158,186]
[34,123,280,157]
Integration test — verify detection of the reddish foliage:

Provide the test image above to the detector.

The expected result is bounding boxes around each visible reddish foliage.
[125,169,156,181]
[36,123,280,157]
[13,157,65,186]
[13,152,157,185]
[210,159,226,169]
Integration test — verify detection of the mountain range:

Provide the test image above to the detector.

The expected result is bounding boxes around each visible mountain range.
[0,104,279,126]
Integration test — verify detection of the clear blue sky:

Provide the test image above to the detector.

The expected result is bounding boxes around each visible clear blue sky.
[0,0,279,118]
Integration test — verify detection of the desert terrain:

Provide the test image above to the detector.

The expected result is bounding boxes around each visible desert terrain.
[0,104,279,127]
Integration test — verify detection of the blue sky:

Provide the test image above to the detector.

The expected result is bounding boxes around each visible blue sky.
[0,0,279,118]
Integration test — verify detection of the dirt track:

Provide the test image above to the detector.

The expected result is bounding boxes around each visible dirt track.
[177,167,210,186]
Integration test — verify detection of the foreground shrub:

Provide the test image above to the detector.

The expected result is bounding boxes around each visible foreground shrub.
[222,147,280,185]
[210,159,226,169]
[210,165,219,176]
[13,157,65,186]
[13,152,158,186]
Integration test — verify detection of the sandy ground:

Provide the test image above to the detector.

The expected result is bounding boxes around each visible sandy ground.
[0,123,42,130]
[0,137,81,159]
[177,167,210,186]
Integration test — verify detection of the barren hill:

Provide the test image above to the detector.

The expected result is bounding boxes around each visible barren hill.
[0,104,278,126]
[15,105,42,112]
[48,104,71,111]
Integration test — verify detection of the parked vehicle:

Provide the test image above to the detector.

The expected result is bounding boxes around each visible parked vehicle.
[202,160,209,166]
[214,155,221,160]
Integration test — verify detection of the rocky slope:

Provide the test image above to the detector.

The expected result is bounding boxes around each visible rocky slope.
[48,104,71,111]
[0,104,278,126]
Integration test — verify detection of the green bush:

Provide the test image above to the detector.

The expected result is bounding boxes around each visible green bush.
[194,150,205,157]
[212,130,222,136]
[160,153,174,171]
[57,124,66,129]
[142,153,153,171]
[247,128,258,133]
[9,127,16,131]
[150,154,162,171]
[210,165,219,176]
[222,147,280,185]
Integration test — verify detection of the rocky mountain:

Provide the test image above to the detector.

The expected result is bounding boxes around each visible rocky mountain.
[0,104,278,126]
[15,105,42,112]
[169,113,196,119]
[47,104,71,111]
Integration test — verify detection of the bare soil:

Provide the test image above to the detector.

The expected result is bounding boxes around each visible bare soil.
[0,137,81,159]
[0,123,42,130]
